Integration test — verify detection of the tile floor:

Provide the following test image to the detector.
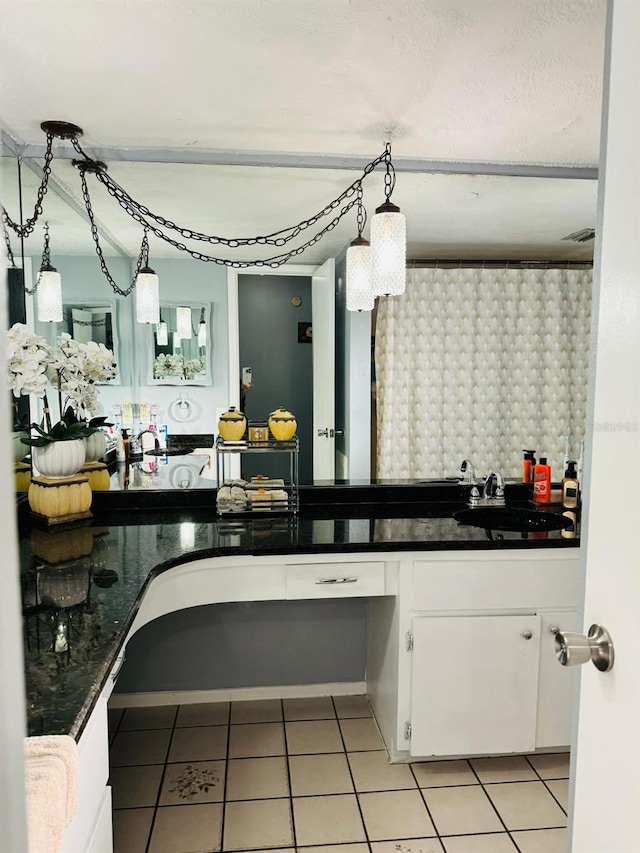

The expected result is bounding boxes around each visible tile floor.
[108,696,569,853]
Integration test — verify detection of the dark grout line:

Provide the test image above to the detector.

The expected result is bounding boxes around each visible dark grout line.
[523,753,570,817]
[281,698,299,852]
[466,758,516,845]
[409,761,446,848]
[143,705,179,853]
[331,696,373,853]
[218,701,232,853]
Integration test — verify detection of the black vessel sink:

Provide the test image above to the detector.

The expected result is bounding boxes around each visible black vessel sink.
[453,507,573,533]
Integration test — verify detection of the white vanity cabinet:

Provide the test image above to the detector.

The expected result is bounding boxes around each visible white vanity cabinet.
[367,548,580,762]
[60,649,124,853]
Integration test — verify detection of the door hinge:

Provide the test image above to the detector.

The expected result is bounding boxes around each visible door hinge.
[405,631,414,652]
[404,722,412,741]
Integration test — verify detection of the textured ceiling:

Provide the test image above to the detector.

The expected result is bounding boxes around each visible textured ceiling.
[0,0,606,261]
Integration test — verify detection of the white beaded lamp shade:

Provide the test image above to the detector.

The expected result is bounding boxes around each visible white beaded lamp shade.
[371,201,406,297]
[346,238,374,311]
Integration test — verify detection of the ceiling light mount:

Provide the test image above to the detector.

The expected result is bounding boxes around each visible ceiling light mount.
[40,121,84,140]
[72,158,108,174]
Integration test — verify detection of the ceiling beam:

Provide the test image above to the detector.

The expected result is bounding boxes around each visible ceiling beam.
[4,136,598,181]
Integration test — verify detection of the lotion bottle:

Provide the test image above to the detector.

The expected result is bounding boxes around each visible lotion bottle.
[562,461,580,509]
[533,456,551,503]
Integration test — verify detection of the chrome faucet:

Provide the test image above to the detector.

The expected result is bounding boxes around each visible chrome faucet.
[460,459,476,484]
[130,429,160,459]
[483,471,505,501]
[468,470,506,507]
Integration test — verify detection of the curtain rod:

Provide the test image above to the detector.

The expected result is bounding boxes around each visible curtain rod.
[408,259,593,269]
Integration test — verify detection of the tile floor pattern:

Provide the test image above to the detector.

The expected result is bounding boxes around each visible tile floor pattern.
[108,696,569,853]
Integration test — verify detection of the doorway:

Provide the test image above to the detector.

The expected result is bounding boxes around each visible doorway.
[238,274,313,483]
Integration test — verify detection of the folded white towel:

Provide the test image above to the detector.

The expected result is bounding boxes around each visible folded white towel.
[24,735,78,853]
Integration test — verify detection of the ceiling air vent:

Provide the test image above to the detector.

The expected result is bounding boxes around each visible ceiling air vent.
[562,228,596,243]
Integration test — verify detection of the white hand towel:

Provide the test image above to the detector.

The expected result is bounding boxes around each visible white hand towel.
[24,734,78,852]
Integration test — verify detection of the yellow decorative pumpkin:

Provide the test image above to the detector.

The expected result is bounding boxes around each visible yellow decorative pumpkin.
[268,407,297,441]
[28,474,93,524]
[218,406,247,441]
[80,461,112,491]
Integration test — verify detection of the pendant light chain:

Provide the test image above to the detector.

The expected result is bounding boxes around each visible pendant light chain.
[383,141,396,202]
[78,164,149,297]
[70,134,388,250]
[78,158,361,269]
[1,133,55,237]
[23,221,52,296]
[2,217,16,267]
[0,121,405,304]
[356,185,367,237]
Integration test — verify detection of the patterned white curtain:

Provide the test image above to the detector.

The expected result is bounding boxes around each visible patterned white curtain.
[375,267,592,481]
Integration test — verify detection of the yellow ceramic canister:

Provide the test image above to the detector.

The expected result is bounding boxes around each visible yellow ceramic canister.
[268,407,297,441]
[218,406,247,441]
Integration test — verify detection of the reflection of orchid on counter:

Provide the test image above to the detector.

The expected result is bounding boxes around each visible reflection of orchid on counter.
[153,353,205,380]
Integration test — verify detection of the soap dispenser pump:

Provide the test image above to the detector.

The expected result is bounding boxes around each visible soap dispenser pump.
[562,461,580,509]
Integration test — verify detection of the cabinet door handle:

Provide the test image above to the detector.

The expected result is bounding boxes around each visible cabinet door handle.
[521,630,533,640]
[550,625,560,635]
[315,577,358,585]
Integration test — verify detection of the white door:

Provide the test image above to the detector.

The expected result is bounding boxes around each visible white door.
[1,264,28,848]
[312,258,335,480]
[570,2,640,851]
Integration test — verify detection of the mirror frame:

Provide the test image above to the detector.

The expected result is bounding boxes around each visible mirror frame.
[60,297,122,386]
[146,301,213,387]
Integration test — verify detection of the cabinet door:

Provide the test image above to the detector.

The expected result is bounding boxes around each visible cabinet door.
[410,614,541,757]
[536,610,579,749]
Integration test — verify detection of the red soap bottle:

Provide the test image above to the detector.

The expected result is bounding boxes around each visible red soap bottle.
[533,457,551,503]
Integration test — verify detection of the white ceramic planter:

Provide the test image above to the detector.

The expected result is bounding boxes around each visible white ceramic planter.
[32,439,86,479]
[83,430,108,463]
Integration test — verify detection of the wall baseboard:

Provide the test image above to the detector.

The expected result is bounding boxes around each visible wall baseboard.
[110,681,367,708]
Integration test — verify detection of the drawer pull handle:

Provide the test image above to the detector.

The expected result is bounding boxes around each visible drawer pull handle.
[315,577,358,585]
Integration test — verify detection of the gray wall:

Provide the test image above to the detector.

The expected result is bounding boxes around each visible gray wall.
[238,274,313,483]
[30,254,230,435]
[114,599,367,694]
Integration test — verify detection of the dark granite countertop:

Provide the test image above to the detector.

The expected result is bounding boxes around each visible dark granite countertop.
[18,485,579,741]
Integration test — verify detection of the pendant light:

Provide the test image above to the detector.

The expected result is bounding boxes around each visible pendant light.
[37,223,63,323]
[197,308,207,347]
[135,230,160,324]
[176,306,192,340]
[156,315,168,346]
[346,187,374,312]
[172,332,181,352]
[371,142,406,297]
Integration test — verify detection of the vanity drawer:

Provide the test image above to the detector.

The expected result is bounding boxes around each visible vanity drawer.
[285,561,386,599]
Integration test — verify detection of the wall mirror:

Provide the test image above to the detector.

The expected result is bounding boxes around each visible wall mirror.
[61,300,121,385]
[148,303,212,386]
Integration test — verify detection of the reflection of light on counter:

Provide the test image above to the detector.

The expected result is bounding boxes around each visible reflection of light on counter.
[180,522,196,549]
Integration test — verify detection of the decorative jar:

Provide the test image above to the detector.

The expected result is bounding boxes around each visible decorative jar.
[218,406,247,441]
[268,407,297,441]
